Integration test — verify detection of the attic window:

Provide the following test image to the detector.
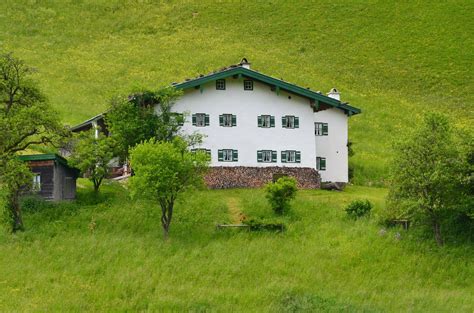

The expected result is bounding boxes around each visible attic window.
[216,79,226,90]
[244,80,253,90]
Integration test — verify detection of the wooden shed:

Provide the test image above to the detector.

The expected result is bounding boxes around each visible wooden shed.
[19,154,79,201]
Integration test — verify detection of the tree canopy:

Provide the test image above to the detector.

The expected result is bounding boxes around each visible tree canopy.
[0,52,67,156]
[129,137,209,239]
[387,112,472,245]
[69,130,115,193]
[105,87,184,161]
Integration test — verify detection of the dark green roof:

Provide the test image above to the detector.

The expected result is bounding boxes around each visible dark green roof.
[174,66,361,115]
[19,154,77,171]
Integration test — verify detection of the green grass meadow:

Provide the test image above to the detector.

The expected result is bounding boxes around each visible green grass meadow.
[1,0,473,185]
[0,181,472,312]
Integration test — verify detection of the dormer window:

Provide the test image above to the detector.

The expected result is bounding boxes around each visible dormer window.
[244,80,253,90]
[216,79,226,90]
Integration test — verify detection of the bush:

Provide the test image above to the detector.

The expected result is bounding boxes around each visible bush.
[20,195,51,213]
[265,176,298,214]
[345,199,372,219]
[243,219,286,232]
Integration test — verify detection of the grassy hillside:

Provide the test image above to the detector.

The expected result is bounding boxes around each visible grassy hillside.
[1,1,473,184]
[0,182,472,312]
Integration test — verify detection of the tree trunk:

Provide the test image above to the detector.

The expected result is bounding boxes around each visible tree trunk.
[433,220,444,246]
[160,201,174,240]
[11,192,24,232]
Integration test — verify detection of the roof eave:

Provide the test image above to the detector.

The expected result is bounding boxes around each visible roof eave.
[174,67,361,115]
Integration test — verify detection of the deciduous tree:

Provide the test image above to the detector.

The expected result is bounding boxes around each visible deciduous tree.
[105,87,184,161]
[69,130,115,193]
[0,52,67,232]
[387,113,468,245]
[129,137,209,239]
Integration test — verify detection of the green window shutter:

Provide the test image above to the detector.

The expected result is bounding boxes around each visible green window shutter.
[206,149,211,158]
[258,115,262,127]
[257,150,263,162]
[218,150,223,161]
[232,150,238,161]
[321,158,326,170]
[205,114,210,126]
[281,151,287,163]
[322,123,328,135]
[282,116,287,128]
[272,151,277,162]
[295,151,301,163]
[270,116,275,127]
[192,114,197,126]
[232,115,237,126]
[294,117,300,128]
[219,115,224,126]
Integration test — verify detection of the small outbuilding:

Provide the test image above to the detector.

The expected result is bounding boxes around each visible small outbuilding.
[19,154,79,201]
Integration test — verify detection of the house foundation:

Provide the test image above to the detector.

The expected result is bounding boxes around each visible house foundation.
[204,166,321,189]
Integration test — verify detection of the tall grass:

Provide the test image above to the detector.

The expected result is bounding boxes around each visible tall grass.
[0,1,472,185]
[0,181,472,311]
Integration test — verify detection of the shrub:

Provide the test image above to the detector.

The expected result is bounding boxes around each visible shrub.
[243,219,286,232]
[345,199,372,219]
[265,176,298,214]
[20,195,51,213]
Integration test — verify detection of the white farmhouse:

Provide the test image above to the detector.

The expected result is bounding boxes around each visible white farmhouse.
[71,59,360,188]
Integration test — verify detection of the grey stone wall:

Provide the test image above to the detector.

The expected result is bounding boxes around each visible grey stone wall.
[204,166,321,189]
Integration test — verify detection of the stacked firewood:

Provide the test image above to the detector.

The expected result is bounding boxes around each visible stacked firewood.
[204,166,321,189]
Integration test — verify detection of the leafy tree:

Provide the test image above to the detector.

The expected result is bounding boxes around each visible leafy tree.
[265,176,298,214]
[0,52,67,155]
[387,113,468,245]
[0,158,32,232]
[105,87,184,161]
[129,137,209,239]
[69,130,115,193]
[0,52,67,232]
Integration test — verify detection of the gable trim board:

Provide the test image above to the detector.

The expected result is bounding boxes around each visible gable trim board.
[173,66,361,116]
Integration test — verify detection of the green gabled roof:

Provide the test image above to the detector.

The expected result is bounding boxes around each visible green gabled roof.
[19,154,78,172]
[174,66,361,115]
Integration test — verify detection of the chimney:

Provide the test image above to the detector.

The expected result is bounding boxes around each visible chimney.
[327,87,340,101]
[239,58,251,69]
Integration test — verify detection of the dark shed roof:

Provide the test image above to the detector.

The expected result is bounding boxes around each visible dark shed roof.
[19,154,79,175]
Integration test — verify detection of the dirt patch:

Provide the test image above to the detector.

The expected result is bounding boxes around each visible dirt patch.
[227,197,246,224]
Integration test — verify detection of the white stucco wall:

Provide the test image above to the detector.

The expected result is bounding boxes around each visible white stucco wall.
[169,79,317,168]
[314,108,348,182]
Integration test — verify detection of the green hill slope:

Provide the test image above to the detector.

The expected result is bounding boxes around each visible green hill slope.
[0,182,472,311]
[1,1,473,184]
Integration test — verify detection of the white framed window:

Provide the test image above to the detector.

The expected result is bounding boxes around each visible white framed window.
[223,149,232,161]
[317,157,326,171]
[219,149,238,162]
[216,79,226,90]
[195,113,205,127]
[281,150,301,163]
[192,113,209,127]
[262,150,272,162]
[315,122,328,136]
[287,151,296,162]
[244,80,253,90]
[258,115,275,128]
[32,174,41,192]
[282,115,299,129]
[222,114,233,127]
[262,115,271,128]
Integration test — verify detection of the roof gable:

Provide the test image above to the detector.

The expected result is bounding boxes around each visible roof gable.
[173,66,361,115]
